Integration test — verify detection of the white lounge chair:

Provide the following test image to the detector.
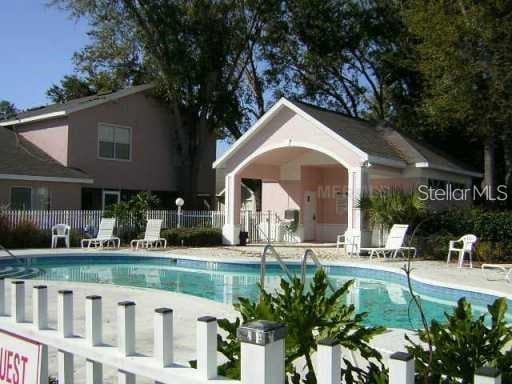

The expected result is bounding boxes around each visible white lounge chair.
[481,264,512,283]
[130,219,167,250]
[447,234,477,268]
[359,224,416,260]
[336,229,360,256]
[81,218,120,249]
[51,224,71,248]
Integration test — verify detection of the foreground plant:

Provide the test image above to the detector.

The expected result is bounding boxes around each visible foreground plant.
[406,297,512,384]
[215,270,387,384]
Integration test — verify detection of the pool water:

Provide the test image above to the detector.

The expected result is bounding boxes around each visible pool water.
[11,254,512,330]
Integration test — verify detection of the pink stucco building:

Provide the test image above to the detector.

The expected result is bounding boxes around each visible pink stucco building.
[0,84,215,210]
[214,98,481,245]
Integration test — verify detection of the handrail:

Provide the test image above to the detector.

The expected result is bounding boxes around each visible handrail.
[0,244,25,266]
[300,249,336,292]
[260,244,293,289]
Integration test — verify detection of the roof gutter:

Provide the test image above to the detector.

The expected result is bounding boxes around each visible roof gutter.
[0,111,67,127]
[0,174,94,184]
[415,162,483,178]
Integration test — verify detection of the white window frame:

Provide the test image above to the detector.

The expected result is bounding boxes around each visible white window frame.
[102,190,121,210]
[97,123,133,162]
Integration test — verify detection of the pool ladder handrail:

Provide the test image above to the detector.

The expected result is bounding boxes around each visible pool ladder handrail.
[0,244,25,266]
[301,249,336,292]
[260,244,293,289]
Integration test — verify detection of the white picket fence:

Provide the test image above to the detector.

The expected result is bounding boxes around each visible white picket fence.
[0,280,502,384]
[1,209,292,243]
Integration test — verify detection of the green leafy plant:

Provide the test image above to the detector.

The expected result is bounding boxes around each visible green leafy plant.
[215,270,387,383]
[406,297,512,384]
[357,187,426,232]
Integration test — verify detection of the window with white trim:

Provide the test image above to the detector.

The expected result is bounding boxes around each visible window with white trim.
[98,123,131,160]
[11,187,50,210]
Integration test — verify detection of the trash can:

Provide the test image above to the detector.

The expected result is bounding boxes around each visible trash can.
[239,231,249,246]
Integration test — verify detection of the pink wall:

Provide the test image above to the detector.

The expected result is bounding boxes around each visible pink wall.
[18,118,69,166]
[0,180,82,209]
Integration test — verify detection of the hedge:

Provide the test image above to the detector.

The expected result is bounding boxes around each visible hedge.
[162,227,222,247]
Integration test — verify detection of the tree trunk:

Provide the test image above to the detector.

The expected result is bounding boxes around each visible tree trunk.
[503,132,512,188]
[481,134,497,200]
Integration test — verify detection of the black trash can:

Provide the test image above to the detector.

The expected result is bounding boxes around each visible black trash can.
[239,231,249,246]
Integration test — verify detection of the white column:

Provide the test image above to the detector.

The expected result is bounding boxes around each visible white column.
[154,308,173,367]
[118,301,136,356]
[222,172,241,245]
[86,295,102,346]
[86,359,103,384]
[347,166,368,248]
[118,370,135,384]
[0,279,4,316]
[58,290,73,337]
[39,345,49,384]
[238,320,287,384]
[33,285,48,329]
[388,352,414,384]
[475,367,502,384]
[11,281,25,323]
[58,349,74,384]
[197,316,217,379]
[316,339,341,384]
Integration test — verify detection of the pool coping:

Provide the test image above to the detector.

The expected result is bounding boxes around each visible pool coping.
[3,248,512,301]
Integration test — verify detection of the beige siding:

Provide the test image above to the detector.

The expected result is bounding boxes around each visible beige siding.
[0,180,82,209]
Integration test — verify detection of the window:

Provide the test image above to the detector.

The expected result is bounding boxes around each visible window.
[11,187,50,210]
[98,123,131,160]
[102,190,120,210]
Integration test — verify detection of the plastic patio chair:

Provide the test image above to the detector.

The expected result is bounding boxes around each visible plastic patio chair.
[447,234,477,268]
[130,219,167,250]
[51,224,71,248]
[336,229,360,257]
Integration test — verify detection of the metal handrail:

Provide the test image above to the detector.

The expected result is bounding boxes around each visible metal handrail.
[260,244,293,289]
[300,249,336,292]
[0,244,25,266]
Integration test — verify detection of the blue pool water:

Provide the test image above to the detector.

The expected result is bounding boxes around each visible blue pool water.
[7,254,512,330]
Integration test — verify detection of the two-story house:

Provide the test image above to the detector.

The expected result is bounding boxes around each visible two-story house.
[0,84,216,210]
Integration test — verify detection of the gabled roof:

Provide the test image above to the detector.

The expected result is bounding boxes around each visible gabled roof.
[0,84,155,127]
[0,127,92,183]
[214,97,482,178]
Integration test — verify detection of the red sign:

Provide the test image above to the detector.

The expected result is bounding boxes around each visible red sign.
[0,330,43,384]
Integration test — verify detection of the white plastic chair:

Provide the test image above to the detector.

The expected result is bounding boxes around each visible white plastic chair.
[336,229,360,257]
[51,224,70,248]
[130,219,167,250]
[81,218,120,249]
[360,224,416,260]
[447,234,477,268]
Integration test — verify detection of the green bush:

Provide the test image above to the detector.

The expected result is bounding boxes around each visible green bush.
[162,227,222,247]
[3,220,50,249]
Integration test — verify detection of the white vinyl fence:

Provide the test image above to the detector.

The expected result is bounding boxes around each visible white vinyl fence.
[0,280,503,384]
[2,209,293,243]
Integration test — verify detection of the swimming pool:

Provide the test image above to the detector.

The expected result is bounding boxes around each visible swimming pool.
[4,254,511,330]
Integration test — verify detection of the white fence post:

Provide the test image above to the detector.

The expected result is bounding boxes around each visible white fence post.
[40,345,49,384]
[475,367,502,384]
[86,295,102,346]
[33,285,48,329]
[86,359,103,384]
[118,301,136,356]
[316,339,341,384]
[11,281,25,323]
[0,279,4,316]
[197,316,217,379]
[58,290,74,337]
[58,349,74,384]
[238,320,287,384]
[118,370,136,384]
[154,308,173,367]
[389,352,415,384]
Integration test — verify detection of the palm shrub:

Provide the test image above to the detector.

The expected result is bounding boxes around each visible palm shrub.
[406,297,512,383]
[357,187,427,232]
[212,270,387,384]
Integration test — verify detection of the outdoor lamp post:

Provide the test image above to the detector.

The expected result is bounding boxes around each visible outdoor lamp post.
[175,198,184,228]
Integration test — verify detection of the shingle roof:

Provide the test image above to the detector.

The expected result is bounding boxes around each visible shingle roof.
[0,127,91,180]
[290,100,479,175]
[0,84,154,125]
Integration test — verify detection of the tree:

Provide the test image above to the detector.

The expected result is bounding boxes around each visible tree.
[0,100,17,120]
[51,0,275,205]
[47,75,96,103]
[404,1,512,195]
